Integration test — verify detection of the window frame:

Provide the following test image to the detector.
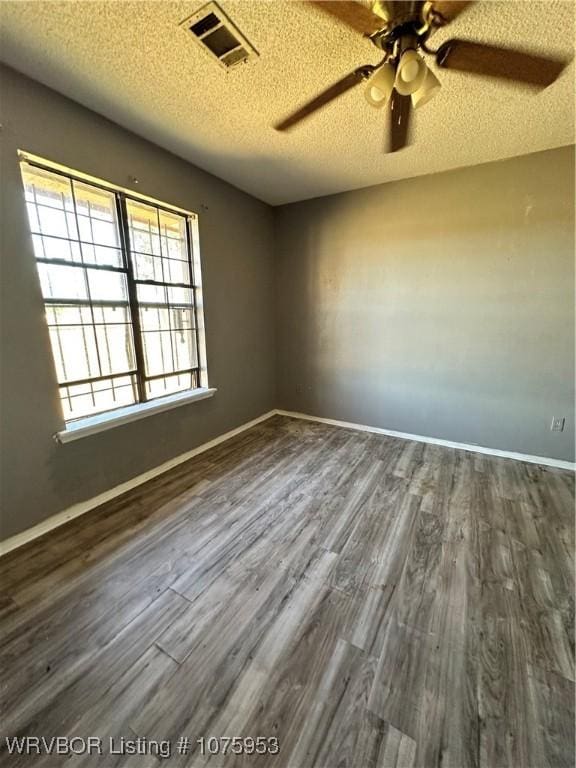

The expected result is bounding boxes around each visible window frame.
[20,154,209,427]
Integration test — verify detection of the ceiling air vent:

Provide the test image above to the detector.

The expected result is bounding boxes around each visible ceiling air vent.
[181,2,258,70]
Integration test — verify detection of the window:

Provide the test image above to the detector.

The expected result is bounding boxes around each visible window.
[20,159,206,423]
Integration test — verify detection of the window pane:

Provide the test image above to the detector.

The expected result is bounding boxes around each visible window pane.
[133,252,159,282]
[49,323,100,382]
[127,199,189,285]
[139,306,194,332]
[87,269,128,302]
[22,165,123,268]
[165,257,190,284]
[23,165,75,209]
[174,329,196,370]
[172,307,193,330]
[46,304,92,327]
[32,233,82,263]
[37,263,88,301]
[60,375,137,421]
[142,330,172,376]
[168,286,193,306]
[137,283,165,305]
[127,200,161,256]
[73,180,122,267]
[160,209,186,252]
[141,329,196,377]
[92,305,131,325]
[45,302,135,385]
[139,306,167,332]
[38,206,70,238]
[80,243,123,268]
[145,372,193,400]
[137,279,197,379]
[95,323,135,377]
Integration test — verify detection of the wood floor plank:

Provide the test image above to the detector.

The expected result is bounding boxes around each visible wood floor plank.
[527,664,575,768]
[1,415,573,768]
[477,615,545,768]
[217,589,352,768]
[0,588,189,766]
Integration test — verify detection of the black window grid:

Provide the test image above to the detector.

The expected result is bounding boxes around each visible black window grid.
[22,161,201,422]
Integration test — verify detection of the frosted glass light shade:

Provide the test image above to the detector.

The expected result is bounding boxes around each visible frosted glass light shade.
[411,68,442,108]
[395,49,427,95]
[365,64,395,108]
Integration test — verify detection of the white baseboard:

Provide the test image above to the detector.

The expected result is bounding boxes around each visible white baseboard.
[3,406,573,557]
[275,409,576,472]
[0,410,277,557]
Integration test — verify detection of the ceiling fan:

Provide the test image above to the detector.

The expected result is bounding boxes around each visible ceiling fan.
[274,1,569,152]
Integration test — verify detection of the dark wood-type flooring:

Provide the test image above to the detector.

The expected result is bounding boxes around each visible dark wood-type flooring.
[1,415,574,767]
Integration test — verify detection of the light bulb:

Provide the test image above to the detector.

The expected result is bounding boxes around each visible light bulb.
[364,64,395,108]
[411,68,442,108]
[395,49,427,96]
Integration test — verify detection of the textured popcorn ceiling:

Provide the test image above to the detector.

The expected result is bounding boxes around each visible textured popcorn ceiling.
[0,1,574,204]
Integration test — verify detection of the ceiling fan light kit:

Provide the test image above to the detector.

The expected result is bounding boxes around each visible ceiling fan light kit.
[411,67,442,108]
[365,63,395,107]
[275,1,570,154]
[394,47,427,95]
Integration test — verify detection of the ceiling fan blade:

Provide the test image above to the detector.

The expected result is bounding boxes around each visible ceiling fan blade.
[428,1,472,25]
[275,66,374,131]
[388,89,412,152]
[436,39,567,87]
[308,1,385,35]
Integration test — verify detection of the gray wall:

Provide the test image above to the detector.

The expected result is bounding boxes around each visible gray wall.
[275,146,575,462]
[0,65,276,539]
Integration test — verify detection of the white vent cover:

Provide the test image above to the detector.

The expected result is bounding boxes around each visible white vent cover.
[181,2,259,70]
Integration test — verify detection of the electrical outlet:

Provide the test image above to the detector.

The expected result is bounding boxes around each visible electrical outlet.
[550,417,565,432]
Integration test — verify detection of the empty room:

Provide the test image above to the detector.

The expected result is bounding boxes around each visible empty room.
[0,1,574,766]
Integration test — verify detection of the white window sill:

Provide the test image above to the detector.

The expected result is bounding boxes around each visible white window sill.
[55,387,217,444]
